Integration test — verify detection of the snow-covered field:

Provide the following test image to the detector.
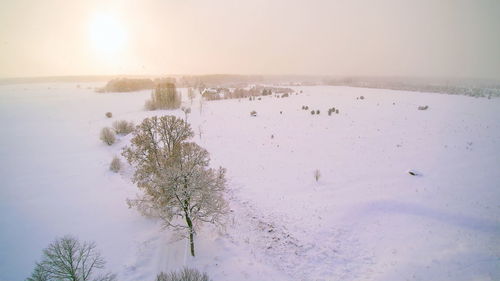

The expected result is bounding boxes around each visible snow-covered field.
[1,83,499,281]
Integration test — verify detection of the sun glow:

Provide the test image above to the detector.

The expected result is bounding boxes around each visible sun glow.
[88,14,127,56]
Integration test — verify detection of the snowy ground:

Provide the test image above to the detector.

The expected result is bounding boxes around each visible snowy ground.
[0,83,499,281]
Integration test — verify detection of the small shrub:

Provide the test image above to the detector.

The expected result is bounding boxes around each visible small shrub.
[311,110,315,115]
[314,169,321,182]
[316,110,320,115]
[417,105,429,110]
[100,127,116,145]
[113,120,135,135]
[335,109,339,114]
[281,93,289,98]
[110,156,121,172]
[250,110,257,117]
[328,110,332,116]
[305,106,309,110]
[360,96,365,100]
[105,112,112,118]
[156,268,212,281]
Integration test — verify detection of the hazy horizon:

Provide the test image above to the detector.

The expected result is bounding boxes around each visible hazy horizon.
[1,0,499,79]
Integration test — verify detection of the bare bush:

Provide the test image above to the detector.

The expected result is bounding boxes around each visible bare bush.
[105,112,112,118]
[417,105,429,110]
[113,120,135,135]
[328,107,336,116]
[109,156,121,173]
[155,268,211,281]
[250,110,257,117]
[311,110,315,115]
[100,127,116,145]
[27,235,115,281]
[314,169,321,182]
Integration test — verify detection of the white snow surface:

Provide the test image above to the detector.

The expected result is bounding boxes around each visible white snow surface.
[0,83,499,281]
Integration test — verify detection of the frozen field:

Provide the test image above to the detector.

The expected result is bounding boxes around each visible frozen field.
[0,83,499,281]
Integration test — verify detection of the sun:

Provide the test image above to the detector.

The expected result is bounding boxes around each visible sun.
[88,13,127,55]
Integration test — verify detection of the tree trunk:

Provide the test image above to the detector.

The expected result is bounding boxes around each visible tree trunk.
[185,215,195,256]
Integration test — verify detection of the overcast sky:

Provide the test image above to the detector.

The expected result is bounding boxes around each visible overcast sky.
[1,0,499,79]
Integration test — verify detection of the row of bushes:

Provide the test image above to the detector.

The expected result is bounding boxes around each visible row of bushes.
[100,120,135,146]
[328,107,339,115]
[302,105,339,115]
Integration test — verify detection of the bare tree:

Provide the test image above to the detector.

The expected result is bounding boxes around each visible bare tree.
[187,88,195,105]
[26,264,48,281]
[156,267,212,281]
[314,169,321,182]
[123,116,228,256]
[181,107,191,123]
[27,235,115,281]
[198,125,203,140]
[198,94,204,115]
[123,116,193,168]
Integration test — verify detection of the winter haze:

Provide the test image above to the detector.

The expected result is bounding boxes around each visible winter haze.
[1,0,499,78]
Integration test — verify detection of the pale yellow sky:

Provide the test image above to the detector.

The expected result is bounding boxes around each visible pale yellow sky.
[0,0,499,79]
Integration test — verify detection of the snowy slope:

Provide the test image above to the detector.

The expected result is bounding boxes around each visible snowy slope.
[0,83,499,281]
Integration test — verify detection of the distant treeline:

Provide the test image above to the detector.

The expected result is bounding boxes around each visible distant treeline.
[324,77,500,98]
[0,75,116,85]
[178,74,265,88]
[97,77,175,93]
[3,74,499,98]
